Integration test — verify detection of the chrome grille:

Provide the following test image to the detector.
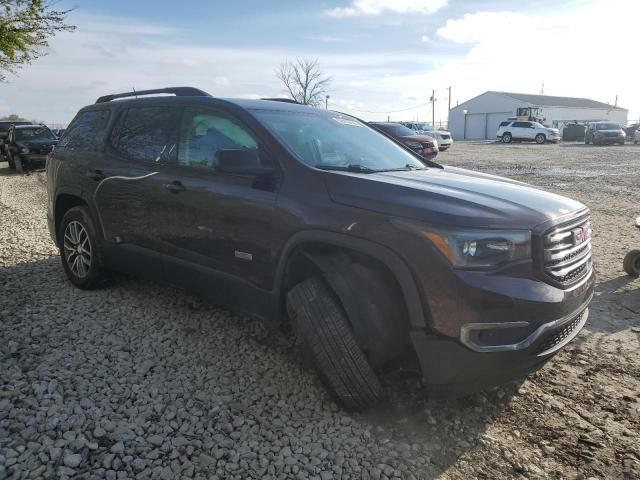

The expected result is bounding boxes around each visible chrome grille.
[543,217,592,286]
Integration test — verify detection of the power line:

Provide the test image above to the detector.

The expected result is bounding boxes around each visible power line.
[328,101,431,114]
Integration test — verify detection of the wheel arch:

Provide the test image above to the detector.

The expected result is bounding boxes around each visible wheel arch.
[54,192,88,244]
[275,230,428,332]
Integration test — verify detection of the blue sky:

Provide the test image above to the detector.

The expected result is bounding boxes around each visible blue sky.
[0,0,636,125]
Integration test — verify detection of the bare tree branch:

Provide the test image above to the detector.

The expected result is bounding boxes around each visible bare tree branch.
[275,58,331,107]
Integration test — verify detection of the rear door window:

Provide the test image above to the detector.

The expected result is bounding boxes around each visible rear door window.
[512,122,529,128]
[110,106,179,164]
[59,110,111,151]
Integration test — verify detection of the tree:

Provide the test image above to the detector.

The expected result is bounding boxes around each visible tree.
[276,58,331,107]
[1,113,27,121]
[0,0,75,81]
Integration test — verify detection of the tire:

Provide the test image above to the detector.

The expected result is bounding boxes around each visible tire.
[286,275,383,410]
[502,132,512,143]
[585,136,590,144]
[14,156,24,173]
[7,151,15,169]
[623,250,640,278]
[634,140,638,145]
[535,134,546,144]
[59,206,108,290]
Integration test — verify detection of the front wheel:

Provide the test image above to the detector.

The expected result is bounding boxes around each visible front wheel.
[59,206,108,289]
[286,275,383,410]
[623,250,640,278]
[502,132,512,143]
[7,151,15,169]
[535,134,546,144]
[14,156,24,173]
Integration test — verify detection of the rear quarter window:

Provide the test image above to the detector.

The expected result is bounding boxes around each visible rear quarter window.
[59,110,111,152]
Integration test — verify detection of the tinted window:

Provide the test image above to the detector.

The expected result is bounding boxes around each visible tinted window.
[59,110,111,151]
[111,107,178,163]
[512,122,530,128]
[177,108,260,171]
[253,110,426,171]
[374,123,416,137]
[499,121,511,127]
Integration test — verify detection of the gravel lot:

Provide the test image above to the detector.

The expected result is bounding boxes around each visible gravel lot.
[1,142,639,480]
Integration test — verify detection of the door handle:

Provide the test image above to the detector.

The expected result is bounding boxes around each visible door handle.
[86,169,106,181]
[164,181,186,193]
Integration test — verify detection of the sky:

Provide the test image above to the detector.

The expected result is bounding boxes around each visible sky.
[1,0,638,126]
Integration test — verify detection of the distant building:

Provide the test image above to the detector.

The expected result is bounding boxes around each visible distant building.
[449,91,628,140]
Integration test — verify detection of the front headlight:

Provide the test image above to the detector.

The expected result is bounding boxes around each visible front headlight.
[20,147,30,154]
[422,228,532,268]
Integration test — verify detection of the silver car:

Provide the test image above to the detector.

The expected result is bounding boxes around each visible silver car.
[402,122,453,150]
[585,121,626,145]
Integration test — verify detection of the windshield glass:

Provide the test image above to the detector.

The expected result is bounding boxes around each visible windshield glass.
[376,123,416,137]
[252,111,427,171]
[531,122,545,128]
[415,123,432,131]
[0,125,10,138]
[595,123,621,130]
[15,126,55,141]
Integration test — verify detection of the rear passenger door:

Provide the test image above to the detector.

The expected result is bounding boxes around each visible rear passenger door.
[158,106,281,295]
[95,105,181,276]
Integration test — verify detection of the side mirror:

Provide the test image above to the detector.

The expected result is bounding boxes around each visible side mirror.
[215,148,272,175]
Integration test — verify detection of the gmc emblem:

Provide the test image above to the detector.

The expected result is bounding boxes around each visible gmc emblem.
[573,224,591,246]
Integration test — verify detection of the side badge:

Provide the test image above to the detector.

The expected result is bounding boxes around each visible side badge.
[235,251,253,261]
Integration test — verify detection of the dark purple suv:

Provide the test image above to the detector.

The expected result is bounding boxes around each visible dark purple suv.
[46,87,594,410]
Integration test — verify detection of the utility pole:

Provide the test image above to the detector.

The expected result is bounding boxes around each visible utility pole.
[447,86,451,128]
[431,89,436,127]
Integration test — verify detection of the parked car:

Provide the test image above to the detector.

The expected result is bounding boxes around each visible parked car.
[584,121,626,145]
[47,87,594,410]
[634,129,640,145]
[368,122,438,157]
[0,120,31,160]
[401,122,453,150]
[4,124,58,172]
[497,120,561,144]
[623,123,639,139]
[623,216,640,277]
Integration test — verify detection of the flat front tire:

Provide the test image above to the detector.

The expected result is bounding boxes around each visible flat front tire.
[286,275,383,410]
[59,206,107,290]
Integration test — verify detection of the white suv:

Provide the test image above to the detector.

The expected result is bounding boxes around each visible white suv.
[497,121,561,144]
[402,122,453,150]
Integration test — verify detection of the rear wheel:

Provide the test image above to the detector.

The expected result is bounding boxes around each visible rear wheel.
[585,136,590,144]
[59,206,108,289]
[623,250,640,278]
[502,132,512,143]
[535,133,546,144]
[286,275,383,410]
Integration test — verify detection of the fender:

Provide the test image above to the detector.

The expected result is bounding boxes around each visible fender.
[274,229,428,330]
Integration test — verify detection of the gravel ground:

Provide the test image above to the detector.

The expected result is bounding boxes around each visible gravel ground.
[1,142,639,480]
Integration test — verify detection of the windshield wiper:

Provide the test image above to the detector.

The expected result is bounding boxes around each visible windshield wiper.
[377,164,428,172]
[316,164,377,174]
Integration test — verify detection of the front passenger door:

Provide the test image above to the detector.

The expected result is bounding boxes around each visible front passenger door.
[158,106,281,299]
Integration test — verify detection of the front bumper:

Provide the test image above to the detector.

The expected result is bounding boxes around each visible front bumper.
[593,135,625,144]
[547,134,561,143]
[411,300,590,389]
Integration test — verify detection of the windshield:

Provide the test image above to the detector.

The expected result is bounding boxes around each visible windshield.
[595,123,621,130]
[531,122,545,128]
[415,123,432,131]
[15,126,56,141]
[253,111,427,171]
[375,123,416,137]
[0,125,10,138]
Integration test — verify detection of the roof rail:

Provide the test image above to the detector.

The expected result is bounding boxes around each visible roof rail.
[261,98,301,104]
[95,87,211,104]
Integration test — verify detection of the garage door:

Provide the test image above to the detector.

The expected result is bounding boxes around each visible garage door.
[464,114,486,140]
[486,113,512,140]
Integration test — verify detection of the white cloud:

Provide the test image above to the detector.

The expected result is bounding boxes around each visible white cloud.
[428,2,639,121]
[326,0,447,17]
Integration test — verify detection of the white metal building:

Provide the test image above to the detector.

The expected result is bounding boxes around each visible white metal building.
[449,91,628,140]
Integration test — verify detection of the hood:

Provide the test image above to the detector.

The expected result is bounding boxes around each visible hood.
[18,138,58,149]
[546,128,559,134]
[400,134,435,143]
[324,165,585,229]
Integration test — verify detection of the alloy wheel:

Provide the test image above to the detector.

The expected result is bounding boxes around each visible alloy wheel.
[63,220,92,278]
